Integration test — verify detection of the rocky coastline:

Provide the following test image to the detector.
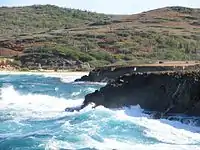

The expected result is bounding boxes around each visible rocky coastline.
[75,62,200,83]
[71,62,200,118]
[82,70,200,116]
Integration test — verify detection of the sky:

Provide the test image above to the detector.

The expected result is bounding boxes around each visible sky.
[0,0,200,14]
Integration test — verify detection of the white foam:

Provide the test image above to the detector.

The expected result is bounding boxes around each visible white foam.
[0,71,88,76]
[71,91,81,97]
[0,71,88,83]
[0,86,83,120]
[143,118,200,144]
[115,105,149,118]
[41,72,88,83]
[57,105,200,150]
[71,87,97,97]
[45,135,200,150]
[73,81,107,86]
[113,106,200,146]
[45,138,73,150]
[95,138,200,150]
[1,82,200,150]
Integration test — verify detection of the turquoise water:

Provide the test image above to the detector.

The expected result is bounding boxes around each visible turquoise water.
[0,73,200,150]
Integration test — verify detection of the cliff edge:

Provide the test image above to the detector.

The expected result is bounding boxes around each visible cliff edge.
[75,62,200,83]
[82,70,200,117]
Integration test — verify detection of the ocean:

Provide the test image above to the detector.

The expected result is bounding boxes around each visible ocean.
[0,72,200,150]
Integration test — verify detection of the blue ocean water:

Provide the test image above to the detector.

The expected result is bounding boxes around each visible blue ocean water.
[0,73,200,150]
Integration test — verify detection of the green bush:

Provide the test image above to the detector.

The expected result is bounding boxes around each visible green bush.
[88,60,110,68]
[89,50,114,62]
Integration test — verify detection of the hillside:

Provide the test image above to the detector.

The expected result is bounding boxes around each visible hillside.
[0,5,200,70]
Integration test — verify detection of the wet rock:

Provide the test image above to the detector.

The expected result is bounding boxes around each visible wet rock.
[65,106,82,112]
[82,71,200,117]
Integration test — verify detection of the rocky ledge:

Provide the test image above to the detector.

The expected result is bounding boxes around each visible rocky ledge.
[75,62,200,83]
[81,70,200,117]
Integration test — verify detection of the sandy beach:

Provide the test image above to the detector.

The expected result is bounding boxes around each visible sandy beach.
[0,70,88,75]
[0,70,89,83]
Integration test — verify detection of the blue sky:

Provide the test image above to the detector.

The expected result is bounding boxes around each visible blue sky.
[0,0,200,14]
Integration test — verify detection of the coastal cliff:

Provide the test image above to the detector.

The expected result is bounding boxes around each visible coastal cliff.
[81,70,200,116]
[75,63,200,83]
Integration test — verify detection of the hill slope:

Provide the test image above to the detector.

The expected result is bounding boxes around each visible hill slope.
[0,5,111,36]
[0,5,200,70]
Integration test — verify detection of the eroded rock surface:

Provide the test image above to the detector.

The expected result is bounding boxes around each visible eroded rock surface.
[75,64,200,83]
[82,71,200,116]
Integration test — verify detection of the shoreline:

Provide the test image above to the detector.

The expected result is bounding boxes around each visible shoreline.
[0,69,89,76]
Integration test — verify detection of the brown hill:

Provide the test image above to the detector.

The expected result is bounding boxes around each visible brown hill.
[0,5,200,70]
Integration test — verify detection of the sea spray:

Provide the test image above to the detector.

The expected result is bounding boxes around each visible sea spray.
[0,73,200,150]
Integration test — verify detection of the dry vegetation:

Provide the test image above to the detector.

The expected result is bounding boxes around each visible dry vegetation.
[0,5,200,70]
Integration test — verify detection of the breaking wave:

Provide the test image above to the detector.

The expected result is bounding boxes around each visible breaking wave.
[0,73,200,150]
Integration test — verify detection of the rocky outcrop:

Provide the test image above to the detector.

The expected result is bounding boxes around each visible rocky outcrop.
[75,64,200,83]
[18,53,82,70]
[81,71,200,116]
[0,40,24,52]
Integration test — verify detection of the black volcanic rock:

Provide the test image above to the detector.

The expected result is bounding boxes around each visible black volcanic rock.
[82,71,200,116]
[75,65,200,83]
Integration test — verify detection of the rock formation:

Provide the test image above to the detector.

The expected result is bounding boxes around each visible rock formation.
[75,63,200,83]
[81,71,200,116]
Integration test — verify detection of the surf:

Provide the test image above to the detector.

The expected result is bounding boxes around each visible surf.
[0,73,200,150]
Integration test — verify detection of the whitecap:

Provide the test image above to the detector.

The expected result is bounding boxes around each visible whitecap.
[44,134,200,150]
[73,81,107,86]
[112,105,200,146]
[0,71,88,83]
[0,85,84,120]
